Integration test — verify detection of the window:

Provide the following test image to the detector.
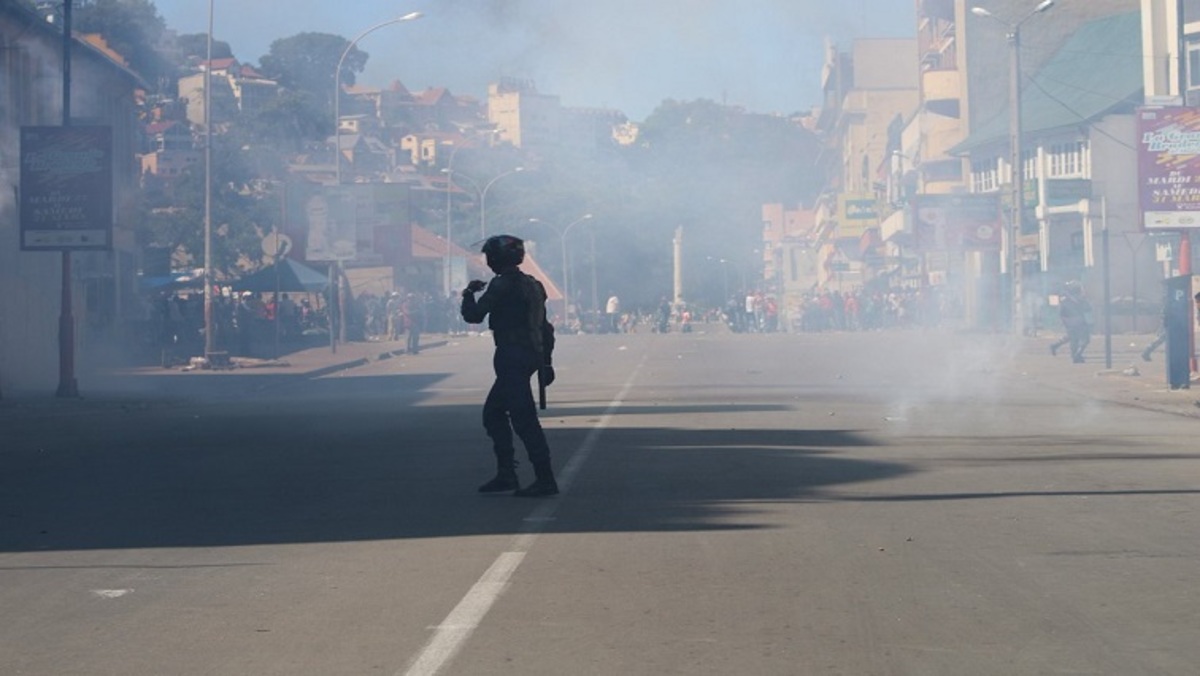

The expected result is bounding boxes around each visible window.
[1023,148,1038,180]
[1189,44,1200,90]
[1046,141,1087,178]
[971,157,999,192]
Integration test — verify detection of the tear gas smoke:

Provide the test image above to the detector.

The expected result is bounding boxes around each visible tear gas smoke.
[153,0,915,120]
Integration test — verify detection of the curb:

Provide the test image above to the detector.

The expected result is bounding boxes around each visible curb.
[299,339,451,379]
[1026,366,1200,420]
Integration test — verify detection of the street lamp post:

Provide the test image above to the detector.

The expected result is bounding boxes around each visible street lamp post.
[443,129,500,272]
[334,12,421,186]
[55,0,78,396]
[480,167,524,241]
[442,165,483,294]
[442,129,503,295]
[332,11,421,347]
[202,0,215,363]
[972,0,1055,334]
[529,214,593,324]
[443,141,473,297]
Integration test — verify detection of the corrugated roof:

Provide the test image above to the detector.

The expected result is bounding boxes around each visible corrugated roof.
[951,11,1142,155]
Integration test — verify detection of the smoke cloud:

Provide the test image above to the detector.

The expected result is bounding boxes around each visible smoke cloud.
[154,0,914,120]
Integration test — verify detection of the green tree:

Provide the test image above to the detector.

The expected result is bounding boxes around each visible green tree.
[175,33,233,62]
[74,0,172,91]
[237,89,328,151]
[140,133,279,275]
[258,32,367,132]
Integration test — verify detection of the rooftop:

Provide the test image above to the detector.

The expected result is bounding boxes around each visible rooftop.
[951,11,1142,155]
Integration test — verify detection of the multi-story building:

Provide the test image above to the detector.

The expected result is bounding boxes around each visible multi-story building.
[488,78,561,153]
[871,0,1140,330]
[761,203,818,330]
[139,119,199,179]
[0,1,143,392]
[178,58,278,127]
[952,4,1147,331]
[351,82,483,133]
[811,38,919,291]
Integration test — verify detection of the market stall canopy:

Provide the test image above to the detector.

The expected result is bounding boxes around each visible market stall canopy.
[138,268,206,292]
[232,259,330,293]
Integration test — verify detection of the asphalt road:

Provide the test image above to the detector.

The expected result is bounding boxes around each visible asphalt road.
[2,328,1199,675]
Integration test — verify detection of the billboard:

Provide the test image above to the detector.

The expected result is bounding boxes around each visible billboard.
[912,193,1002,252]
[289,183,412,264]
[836,193,879,238]
[19,126,113,251]
[1138,107,1200,229]
[304,188,357,262]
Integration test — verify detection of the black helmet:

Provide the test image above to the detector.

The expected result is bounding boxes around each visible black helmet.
[481,234,525,270]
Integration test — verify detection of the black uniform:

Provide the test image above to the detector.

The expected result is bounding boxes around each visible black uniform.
[461,267,557,496]
[1050,284,1092,363]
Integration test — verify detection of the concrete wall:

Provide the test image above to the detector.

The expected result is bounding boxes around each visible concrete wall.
[0,8,141,393]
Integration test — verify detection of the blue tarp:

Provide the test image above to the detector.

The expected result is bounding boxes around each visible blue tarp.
[232,259,330,293]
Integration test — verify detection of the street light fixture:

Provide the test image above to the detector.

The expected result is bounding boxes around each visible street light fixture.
[443,167,481,196]
[480,167,525,240]
[971,0,1055,334]
[442,167,481,293]
[330,10,422,348]
[442,129,501,295]
[334,11,422,186]
[529,214,593,323]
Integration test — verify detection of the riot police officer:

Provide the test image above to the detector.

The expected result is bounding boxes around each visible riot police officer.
[461,235,558,497]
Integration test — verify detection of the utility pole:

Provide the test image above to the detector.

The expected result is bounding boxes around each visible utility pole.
[1177,0,1197,372]
[1008,20,1026,335]
[55,0,78,397]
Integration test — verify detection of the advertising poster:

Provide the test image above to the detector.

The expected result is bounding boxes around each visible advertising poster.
[836,193,879,238]
[1138,107,1200,230]
[913,193,1002,252]
[19,126,113,251]
[292,183,411,264]
[304,188,356,262]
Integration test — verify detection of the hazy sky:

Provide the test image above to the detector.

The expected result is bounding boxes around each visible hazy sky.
[153,0,915,120]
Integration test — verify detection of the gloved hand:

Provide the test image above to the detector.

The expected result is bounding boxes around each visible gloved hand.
[539,365,556,387]
[464,280,486,296]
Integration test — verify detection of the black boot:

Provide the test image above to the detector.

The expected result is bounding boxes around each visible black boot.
[514,460,558,497]
[478,462,518,493]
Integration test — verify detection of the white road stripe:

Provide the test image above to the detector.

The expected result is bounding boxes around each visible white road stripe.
[400,358,644,676]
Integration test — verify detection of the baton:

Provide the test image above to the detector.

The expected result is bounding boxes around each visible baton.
[537,368,547,410]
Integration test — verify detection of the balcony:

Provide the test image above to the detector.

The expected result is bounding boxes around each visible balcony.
[919,0,955,22]
[922,69,961,105]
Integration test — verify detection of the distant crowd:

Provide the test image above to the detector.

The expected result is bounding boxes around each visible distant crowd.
[786,286,956,332]
[141,291,324,364]
[137,282,961,366]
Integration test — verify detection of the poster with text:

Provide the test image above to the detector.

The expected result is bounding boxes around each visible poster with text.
[19,126,113,251]
[912,193,1002,251]
[1138,107,1200,230]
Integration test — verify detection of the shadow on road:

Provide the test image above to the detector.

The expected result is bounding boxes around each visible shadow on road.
[0,391,909,552]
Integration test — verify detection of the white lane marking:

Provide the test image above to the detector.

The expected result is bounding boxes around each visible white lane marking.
[400,358,644,676]
[91,589,133,598]
[403,552,524,676]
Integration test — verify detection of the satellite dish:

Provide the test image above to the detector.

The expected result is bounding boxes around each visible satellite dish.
[262,233,292,258]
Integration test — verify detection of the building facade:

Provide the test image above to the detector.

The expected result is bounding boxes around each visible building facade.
[1,2,143,392]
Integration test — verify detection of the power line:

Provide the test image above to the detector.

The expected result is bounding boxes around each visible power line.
[1020,72,1139,152]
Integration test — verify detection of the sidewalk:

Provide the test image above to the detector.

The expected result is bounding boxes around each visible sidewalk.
[1016,332,1200,419]
[110,337,428,379]
[0,335,456,410]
